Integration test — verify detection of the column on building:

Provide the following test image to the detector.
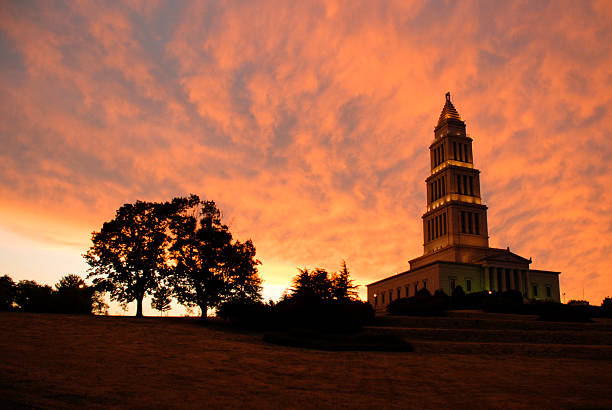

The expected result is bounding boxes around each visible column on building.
[484,266,491,290]
[499,268,506,292]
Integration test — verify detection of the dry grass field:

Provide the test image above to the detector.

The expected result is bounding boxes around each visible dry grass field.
[1,311,611,409]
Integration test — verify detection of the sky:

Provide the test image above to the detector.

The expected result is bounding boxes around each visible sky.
[1,0,611,314]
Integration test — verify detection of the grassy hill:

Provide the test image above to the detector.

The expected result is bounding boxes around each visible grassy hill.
[1,311,611,408]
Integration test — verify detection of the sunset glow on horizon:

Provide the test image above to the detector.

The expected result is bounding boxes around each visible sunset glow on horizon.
[2,0,612,314]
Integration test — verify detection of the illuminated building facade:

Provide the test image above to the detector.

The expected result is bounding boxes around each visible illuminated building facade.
[367,93,561,312]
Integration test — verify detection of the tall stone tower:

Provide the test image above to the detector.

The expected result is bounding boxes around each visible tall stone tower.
[422,92,489,255]
[367,91,561,311]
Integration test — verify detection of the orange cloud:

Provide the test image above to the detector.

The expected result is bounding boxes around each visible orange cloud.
[1,0,611,305]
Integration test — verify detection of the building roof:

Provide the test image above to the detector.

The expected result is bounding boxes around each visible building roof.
[474,247,532,264]
[366,260,481,287]
[436,92,463,129]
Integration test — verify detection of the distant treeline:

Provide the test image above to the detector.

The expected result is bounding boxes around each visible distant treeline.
[0,274,107,315]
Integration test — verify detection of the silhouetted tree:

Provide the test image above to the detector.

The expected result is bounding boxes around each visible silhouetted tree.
[54,274,95,314]
[0,275,16,311]
[291,268,333,301]
[331,261,358,300]
[168,197,262,320]
[224,240,262,303]
[151,286,172,316]
[15,280,53,312]
[85,200,176,317]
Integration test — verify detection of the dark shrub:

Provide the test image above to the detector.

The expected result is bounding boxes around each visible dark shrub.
[538,303,593,322]
[273,298,374,332]
[218,297,375,332]
[450,285,466,308]
[216,299,273,328]
[601,297,612,318]
[460,290,489,309]
[415,288,432,298]
[387,293,447,317]
[483,290,524,313]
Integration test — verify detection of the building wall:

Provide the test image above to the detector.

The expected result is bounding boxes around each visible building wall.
[528,271,561,302]
[367,264,440,314]
[438,263,484,295]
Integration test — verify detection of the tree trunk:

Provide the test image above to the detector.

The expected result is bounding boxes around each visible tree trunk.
[136,297,144,317]
[198,303,208,321]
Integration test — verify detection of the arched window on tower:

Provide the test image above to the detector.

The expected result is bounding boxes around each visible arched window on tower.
[453,142,457,160]
[475,213,480,235]
[469,176,474,196]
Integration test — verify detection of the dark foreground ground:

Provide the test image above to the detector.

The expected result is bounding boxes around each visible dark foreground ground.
[1,311,611,409]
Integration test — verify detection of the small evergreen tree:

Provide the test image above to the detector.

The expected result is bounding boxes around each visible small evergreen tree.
[331,261,358,300]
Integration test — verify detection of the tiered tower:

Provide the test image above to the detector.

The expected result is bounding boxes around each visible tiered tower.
[422,92,489,254]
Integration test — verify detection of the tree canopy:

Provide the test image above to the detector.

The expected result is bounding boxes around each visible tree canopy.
[84,200,178,317]
[168,198,262,320]
[84,195,262,318]
[289,262,359,302]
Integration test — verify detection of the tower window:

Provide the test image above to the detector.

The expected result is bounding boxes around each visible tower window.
[468,212,473,234]
[435,215,439,238]
[441,176,445,196]
[443,212,447,235]
[475,213,480,235]
[427,219,431,241]
[462,144,467,162]
[463,175,468,195]
[433,180,437,200]
[461,211,466,233]
[469,176,474,196]
[441,144,444,162]
[457,175,462,194]
[433,182,437,201]
[453,142,457,160]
